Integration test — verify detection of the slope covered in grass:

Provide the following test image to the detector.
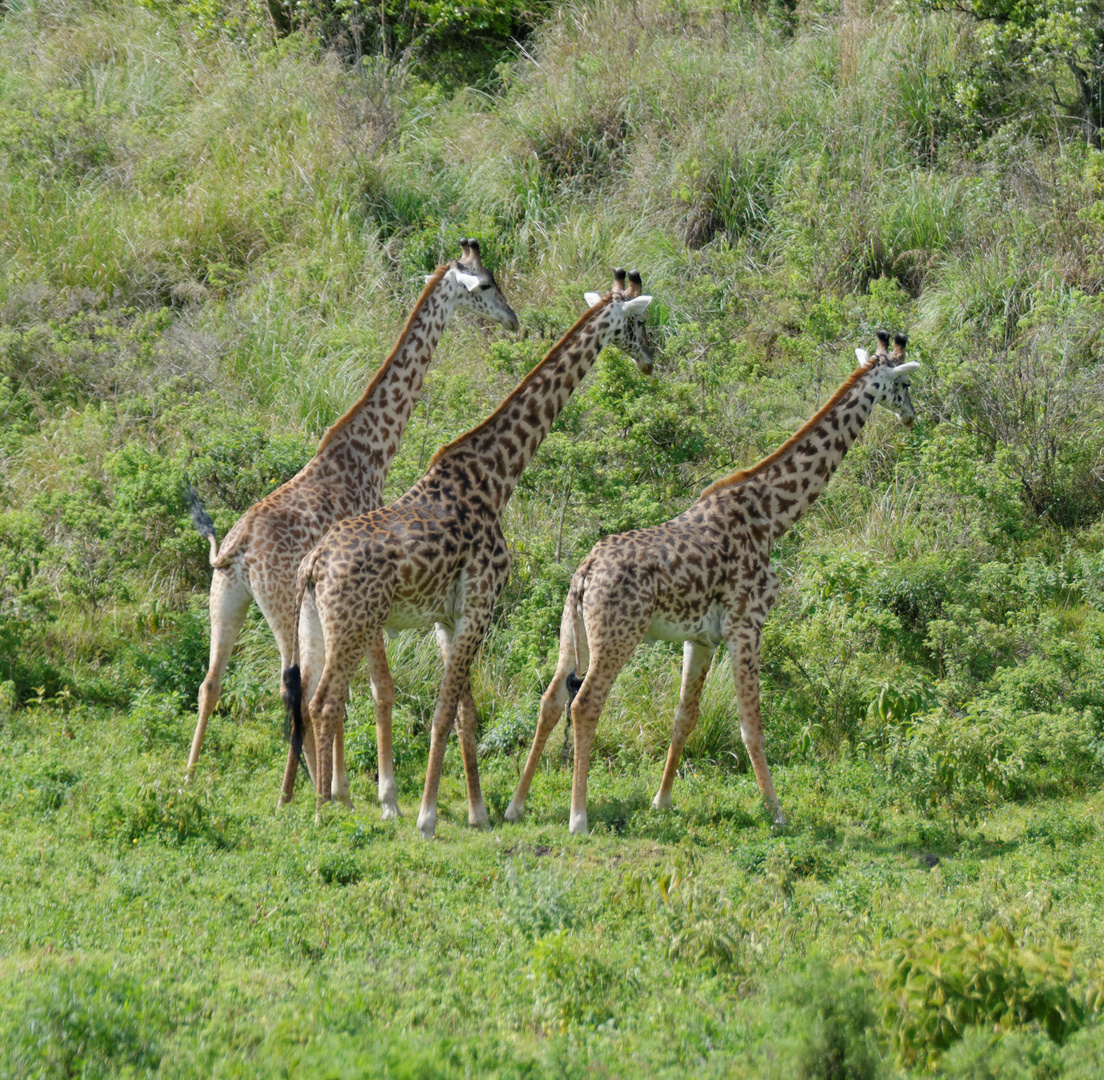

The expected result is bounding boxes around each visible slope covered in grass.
[2,0,1104,1074]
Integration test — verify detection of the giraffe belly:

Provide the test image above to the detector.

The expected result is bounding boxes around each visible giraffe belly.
[644,606,724,648]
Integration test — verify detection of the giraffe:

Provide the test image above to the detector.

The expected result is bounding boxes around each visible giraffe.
[505,332,918,834]
[282,270,657,836]
[184,240,519,799]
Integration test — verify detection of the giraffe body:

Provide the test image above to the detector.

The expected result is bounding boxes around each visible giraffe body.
[283,272,657,835]
[184,242,518,804]
[505,332,919,834]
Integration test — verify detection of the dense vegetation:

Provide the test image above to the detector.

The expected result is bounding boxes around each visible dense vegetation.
[2,0,1104,1075]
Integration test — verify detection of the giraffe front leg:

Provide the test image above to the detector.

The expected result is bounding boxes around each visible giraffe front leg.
[727,620,784,827]
[435,624,487,829]
[367,632,400,819]
[417,617,488,839]
[652,641,714,811]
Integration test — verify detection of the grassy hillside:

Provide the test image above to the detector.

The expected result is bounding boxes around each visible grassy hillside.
[2,0,1104,1075]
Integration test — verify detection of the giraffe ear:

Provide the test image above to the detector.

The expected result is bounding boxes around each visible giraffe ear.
[621,295,653,316]
[891,361,920,377]
[454,269,483,292]
[855,348,871,367]
[583,291,603,307]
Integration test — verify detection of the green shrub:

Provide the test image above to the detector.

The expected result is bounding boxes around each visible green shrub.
[764,958,886,1080]
[499,854,577,940]
[888,703,1024,832]
[529,930,630,1033]
[315,850,363,886]
[137,608,211,713]
[863,922,1104,1069]
[94,769,226,846]
[129,687,185,750]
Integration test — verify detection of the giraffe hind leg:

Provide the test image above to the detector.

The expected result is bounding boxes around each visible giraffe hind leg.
[186,567,251,779]
[505,656,578,822]
[560,669,582,766]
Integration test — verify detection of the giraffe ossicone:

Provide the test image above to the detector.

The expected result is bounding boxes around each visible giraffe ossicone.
[183,241,518,797]
[504,330,918,835]
[281,271,658,836]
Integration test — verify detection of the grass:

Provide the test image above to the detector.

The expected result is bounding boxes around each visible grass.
[3,0,1104,1073]
[2,699,1102,1077]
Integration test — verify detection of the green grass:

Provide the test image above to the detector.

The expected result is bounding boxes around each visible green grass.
[3,0,1104,1073]
[1,699,1102,1077]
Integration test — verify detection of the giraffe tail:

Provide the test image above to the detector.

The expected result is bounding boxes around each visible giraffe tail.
[281,549,316,758]
[184,481,220,565]
[559,572,589,764]
[567,570,590,680]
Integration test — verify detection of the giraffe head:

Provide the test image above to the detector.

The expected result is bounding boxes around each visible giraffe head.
[584,268,655,375]
[855,331,918,427]
[430,238,520,331]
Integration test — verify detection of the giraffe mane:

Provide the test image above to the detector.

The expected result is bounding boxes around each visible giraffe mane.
[699,358,874,498]
[315,262,451,454]
[426,293,616,468]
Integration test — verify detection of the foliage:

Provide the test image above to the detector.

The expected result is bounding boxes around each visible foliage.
[3,2,1104,1075]
[888,703,1025,831]
[3,960,177,1079]
[862,921,1104,1068]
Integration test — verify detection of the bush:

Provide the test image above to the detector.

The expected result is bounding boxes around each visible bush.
[763,958,886,1080]
[863,922,1104,1069]
[888,703,1024,832]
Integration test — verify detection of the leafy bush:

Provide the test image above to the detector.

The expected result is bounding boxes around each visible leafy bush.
[863,922,1104,1068]
[94,769,227,846]
[315,850,363,886]
[888,703,1024,832]
[499,854,576,940]
[129,687,186,751]
[137,608,212,713]
[529,929,630,1033]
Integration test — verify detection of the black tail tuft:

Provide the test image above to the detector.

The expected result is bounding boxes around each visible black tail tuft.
[184,480,217,542]
[561,670,583,767]
[282,665,304,761]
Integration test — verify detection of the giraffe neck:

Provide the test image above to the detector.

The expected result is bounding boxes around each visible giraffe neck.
[425,301,615,514]
[312,268,458,504]
[705,363,879,542]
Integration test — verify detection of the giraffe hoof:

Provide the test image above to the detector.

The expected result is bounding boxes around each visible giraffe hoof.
[503,802,523,823]
[416,810,437,839]
[380,802,402,821]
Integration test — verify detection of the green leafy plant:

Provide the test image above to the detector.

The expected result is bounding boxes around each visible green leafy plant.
[863,922,1104,1068]
[888,703,1024,832]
